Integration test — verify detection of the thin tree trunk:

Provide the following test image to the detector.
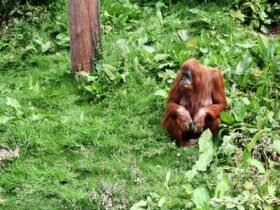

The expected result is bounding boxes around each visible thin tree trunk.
[69,0,101,72]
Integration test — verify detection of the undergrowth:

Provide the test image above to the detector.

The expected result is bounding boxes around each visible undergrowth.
[0,0,279,209]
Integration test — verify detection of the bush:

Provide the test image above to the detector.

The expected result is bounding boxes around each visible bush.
[130,0,279,33]
[1,0,20,18]
[0,0,48,22]
[230,0,280,33]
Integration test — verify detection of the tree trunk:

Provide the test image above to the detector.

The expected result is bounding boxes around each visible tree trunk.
[69,0,101,72]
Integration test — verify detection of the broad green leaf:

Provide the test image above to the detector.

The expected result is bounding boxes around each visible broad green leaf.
[155,2,165,8]
[177,30,188,41]
[84,85,93,93]
[164,170,171,189]
[243,181,254,190]
[188,8,202,15]
[194,153,212,172]
[193,187,210,209]
[230,10,246,21]
[186,37,198,48]
[198,129,213,153]
[77,72,98,82]
[236,42,255,49]
[260,25,268,34]
[28,77,40,94]
[188,8,209,23]
[120,72,129,83]
[193,129,213,172]
[242,129,269,167]
[249,159,265,174]
[6,97,21,110]
[56,33,70,47]
[90,81,102,91]
[258,34,269,50]
[185,168,198,181]
[33,37,43,46]
[222,143,235,156]
[0,197,5,204]
[143,46,155,54]
[266,44,275,61]
[130,200,147,210]
[156,6,163,23]
[183,184,193,195]
[103,64,117,81]
[233,102,246,122]
[150,192,160,199]
[157,197,166,208]
[154,89,168,98]
[116,39,130,56]
[158,71,168,79]
[221,135,235,156]
[167,79,174,84]
[165,70,177,79]
[267,111,275,124]
[199,30,209,46]
[158,62,175,69]
[215,168,231,198]
[137,37,148,46]
[24,44,37,53]
[154,54,170,62]
[199,48,208,54]
[87,75,98,82]
[268,184,276,196]
[236,53,252,74]
[272,140,280,154]
[220,112,234,124]
[30,113,43,122]
[41,41,51,53]
[256,85,267,99]
[0,116,10,124]
[241,97,250,105]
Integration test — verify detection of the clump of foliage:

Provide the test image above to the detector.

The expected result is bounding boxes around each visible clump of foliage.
[0,0,68,71]
[230,0,280,33]
[0,0,48,23]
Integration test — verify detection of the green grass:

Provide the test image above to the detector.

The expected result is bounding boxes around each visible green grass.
[0,0,279,209]
[0,52,200,208]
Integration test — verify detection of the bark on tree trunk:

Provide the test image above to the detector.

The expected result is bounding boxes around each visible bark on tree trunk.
[69,0,101,72]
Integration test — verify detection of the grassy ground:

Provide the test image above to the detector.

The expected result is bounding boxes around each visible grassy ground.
[0,0,279,209]
[0,53,196,209]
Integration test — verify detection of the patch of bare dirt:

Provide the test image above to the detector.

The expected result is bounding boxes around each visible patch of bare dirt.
[269,24,280,35]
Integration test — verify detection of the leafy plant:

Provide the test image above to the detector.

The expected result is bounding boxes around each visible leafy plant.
[231,0,280,33]
[76,63,128,100]
[0,0,49,23]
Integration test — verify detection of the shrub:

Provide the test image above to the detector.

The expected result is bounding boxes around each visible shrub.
[0,0,48,23]
[230,0,280,33]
